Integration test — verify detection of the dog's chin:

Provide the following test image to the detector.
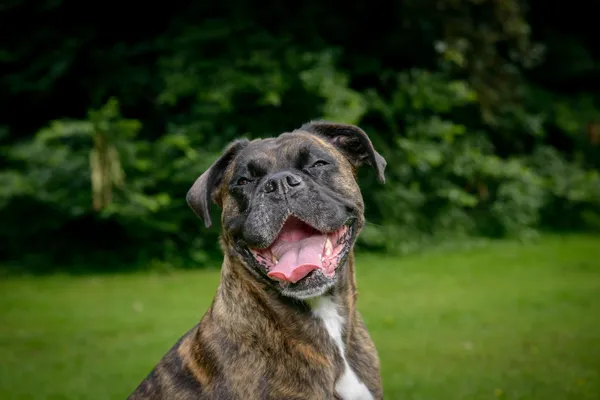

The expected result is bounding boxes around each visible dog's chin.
[238,217,356,300]
[277,269,337,300]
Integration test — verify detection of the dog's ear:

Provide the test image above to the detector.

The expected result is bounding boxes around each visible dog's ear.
[186,139,249,228]
[300,121,387,184]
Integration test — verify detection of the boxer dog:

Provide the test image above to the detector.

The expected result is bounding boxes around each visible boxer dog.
[129,121,386,399]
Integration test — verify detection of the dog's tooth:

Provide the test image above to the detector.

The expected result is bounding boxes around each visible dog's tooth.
[271,253,278,264]
[325,237,333,257]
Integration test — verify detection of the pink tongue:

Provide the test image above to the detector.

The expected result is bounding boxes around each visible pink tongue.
[266,219,326,283]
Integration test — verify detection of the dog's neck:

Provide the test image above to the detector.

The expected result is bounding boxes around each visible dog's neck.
[212,252,358,336]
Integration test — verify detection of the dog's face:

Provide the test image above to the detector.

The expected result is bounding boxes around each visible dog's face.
[187,122,386,300]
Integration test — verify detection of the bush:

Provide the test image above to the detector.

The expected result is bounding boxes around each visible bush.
[1,67,599,271]
[358,71,548,252]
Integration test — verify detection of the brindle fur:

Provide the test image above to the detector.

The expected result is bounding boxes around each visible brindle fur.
[128,121,385,400]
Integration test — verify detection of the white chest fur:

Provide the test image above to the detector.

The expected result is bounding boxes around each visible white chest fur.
[308,296,374,400]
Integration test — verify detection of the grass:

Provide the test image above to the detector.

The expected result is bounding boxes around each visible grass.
[1,234,599,400]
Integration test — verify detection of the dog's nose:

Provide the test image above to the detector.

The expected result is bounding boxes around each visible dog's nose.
[263,171,304,194]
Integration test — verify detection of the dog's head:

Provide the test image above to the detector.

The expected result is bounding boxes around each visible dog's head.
[187,121,386,299]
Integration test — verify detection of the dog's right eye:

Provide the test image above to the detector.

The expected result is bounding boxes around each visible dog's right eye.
[311,160,329,168]
[236,177,251,186]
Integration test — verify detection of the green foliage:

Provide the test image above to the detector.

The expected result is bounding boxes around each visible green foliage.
[0,44,374,270]
[156,25,366,147]
[3,64,600,269]
[1,0,599,271]
[527,146,600,230]
[359,71,550,252]
[1,99,142,216]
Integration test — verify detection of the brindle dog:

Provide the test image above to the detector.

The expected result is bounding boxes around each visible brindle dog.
[128,121,386,400]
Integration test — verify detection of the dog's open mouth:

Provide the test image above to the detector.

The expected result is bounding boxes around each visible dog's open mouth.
[249,216,353,284]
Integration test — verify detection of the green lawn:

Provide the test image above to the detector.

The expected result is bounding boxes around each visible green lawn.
[1,235,599,400]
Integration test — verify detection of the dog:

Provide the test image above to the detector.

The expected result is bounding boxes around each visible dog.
[128,121,386,399]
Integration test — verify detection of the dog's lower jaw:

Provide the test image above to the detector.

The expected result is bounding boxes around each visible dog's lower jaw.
[279,255,352,300]
[280,279,335,300]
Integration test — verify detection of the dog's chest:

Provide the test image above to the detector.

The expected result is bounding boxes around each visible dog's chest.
[308,297,374,400]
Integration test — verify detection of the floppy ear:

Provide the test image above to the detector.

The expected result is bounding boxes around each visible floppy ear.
[186,139,249,228]
[299,120,387,184]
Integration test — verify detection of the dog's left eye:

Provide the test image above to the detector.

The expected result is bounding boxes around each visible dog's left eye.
[236,177,251,186]
[311,160,329,168]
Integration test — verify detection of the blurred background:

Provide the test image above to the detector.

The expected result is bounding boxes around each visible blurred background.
[1,0,599,399]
